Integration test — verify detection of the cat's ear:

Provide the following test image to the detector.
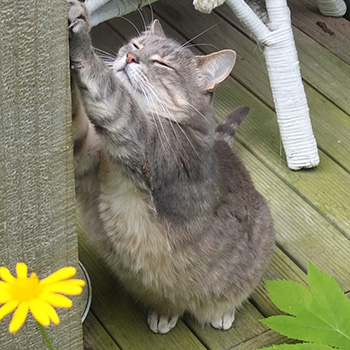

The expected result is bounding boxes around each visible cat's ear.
[197,50,236,92]
[149,19,165,37]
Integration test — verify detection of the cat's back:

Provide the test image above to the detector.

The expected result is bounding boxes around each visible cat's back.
[212,138,274,260]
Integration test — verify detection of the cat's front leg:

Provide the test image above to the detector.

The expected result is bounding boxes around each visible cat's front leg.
[68,0,93,64]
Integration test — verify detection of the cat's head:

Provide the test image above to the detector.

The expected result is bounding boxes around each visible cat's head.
[113,20,235,125]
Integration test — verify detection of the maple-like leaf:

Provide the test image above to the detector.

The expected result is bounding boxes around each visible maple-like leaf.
[263,279,312,316]
[260,261,350,350]
[259,343,336,350]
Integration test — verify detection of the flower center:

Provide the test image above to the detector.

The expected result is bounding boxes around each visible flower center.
[10,273,42,301]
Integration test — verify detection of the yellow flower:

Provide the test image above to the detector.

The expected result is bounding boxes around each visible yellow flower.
[0,262,85,333]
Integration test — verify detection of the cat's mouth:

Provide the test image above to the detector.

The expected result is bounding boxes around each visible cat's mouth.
[115,67,142,94]
[115,67,132,85]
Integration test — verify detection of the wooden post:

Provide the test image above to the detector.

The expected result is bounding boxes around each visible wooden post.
[0,0,83,349]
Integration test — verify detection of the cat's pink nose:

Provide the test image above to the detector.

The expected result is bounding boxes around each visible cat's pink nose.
[126,52,139,64]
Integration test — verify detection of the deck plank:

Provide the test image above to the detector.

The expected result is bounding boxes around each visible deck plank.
[252,248,308,317]
[215,3,350,115]
[83,313,121,350]
[288,0,350,65]
[79,221,304,349]
[78,227,209,350]
[231,330,294,349]
[83,3,350,349]
[214,78,350,238]
[152,0,350,172]
[183,303,268,350]
[112,5,350,247]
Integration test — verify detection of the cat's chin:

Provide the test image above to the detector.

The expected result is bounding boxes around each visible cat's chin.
[115,71,151,110]
[115,70,135,92]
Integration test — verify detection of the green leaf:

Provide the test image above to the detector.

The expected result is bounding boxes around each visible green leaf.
[264,279,312,316]
[258,343,337,350]
[261,261,350,350]
[308,261,350,334]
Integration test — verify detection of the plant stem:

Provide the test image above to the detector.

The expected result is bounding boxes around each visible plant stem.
[37,323,56,350]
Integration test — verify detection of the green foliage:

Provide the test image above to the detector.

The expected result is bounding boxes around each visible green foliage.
[258,261,350,350]
[260,345,335,350]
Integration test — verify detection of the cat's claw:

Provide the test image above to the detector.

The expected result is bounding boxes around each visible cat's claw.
[147,311,179,334]
[68,19,87,34]
[210,312,235,330]
[68,0,90,34]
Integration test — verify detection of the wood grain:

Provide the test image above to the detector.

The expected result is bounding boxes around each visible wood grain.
[80,2,350,349]
[0,0,82,348]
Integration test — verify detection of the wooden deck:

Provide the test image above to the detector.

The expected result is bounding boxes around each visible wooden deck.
[79,1,350,349]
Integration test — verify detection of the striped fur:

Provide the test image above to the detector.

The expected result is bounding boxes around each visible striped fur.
[68,0,274,334]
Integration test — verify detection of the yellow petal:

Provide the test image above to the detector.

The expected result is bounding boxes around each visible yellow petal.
[16,263,28,279]
[41,280,85,295]
[9,302,29,333]
[29,298,51,326]
[0,267,15,283]
[0,299,19,321]
[47,304,60,325]
[0,282,11,304]
[40,293,73,308]
[40,267,77,285]
[30,298,60,326]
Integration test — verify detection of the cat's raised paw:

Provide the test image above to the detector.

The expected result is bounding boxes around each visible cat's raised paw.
[210,312,235,330]
[147,311,179,334]
[68,0,90,34]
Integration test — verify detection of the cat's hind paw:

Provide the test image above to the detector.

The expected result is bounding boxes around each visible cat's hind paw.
[147,311,179,334]
[210,312,235,331]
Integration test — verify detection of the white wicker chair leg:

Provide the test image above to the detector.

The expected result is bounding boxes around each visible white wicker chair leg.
[86,0,320,169]
[317,0,347,17]
[222,0,319,170]
[86,0,158,26]
[85,0,110,14]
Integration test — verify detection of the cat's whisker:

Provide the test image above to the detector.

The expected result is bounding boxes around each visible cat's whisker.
[142,91,170,151]
[139,79,177,157]
[148,0,155,26]
[145,82,201,161]
[179,22,221,49]
[136,7,147,32]
[182,100,211,124]
[151,94,186,156]
[97,53,114,60]
[94,47,116,59]
[97,56,115,69]
[97,55,115,63]
[143,82,184,160]
[138,85,165,150]
[182,43,220,51]
[95,51,116,66]
[120,16,141,36]
[152,107,179,159]
[169,115,202,161]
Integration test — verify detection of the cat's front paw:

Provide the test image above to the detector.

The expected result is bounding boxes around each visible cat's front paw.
[68,0,90,35]
[68,0,92,63]
[147,311,179,334]
[210,311,235,331]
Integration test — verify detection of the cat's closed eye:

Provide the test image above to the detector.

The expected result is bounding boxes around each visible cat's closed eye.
[152,59,174,70]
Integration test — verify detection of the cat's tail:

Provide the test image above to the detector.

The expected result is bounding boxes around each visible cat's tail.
[215,106,250,147]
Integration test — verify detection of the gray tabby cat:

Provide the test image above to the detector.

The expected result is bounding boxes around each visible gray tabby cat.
[68,0,274,334]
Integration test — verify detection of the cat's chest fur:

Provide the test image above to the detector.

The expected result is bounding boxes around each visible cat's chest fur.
[97,156,172,274]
